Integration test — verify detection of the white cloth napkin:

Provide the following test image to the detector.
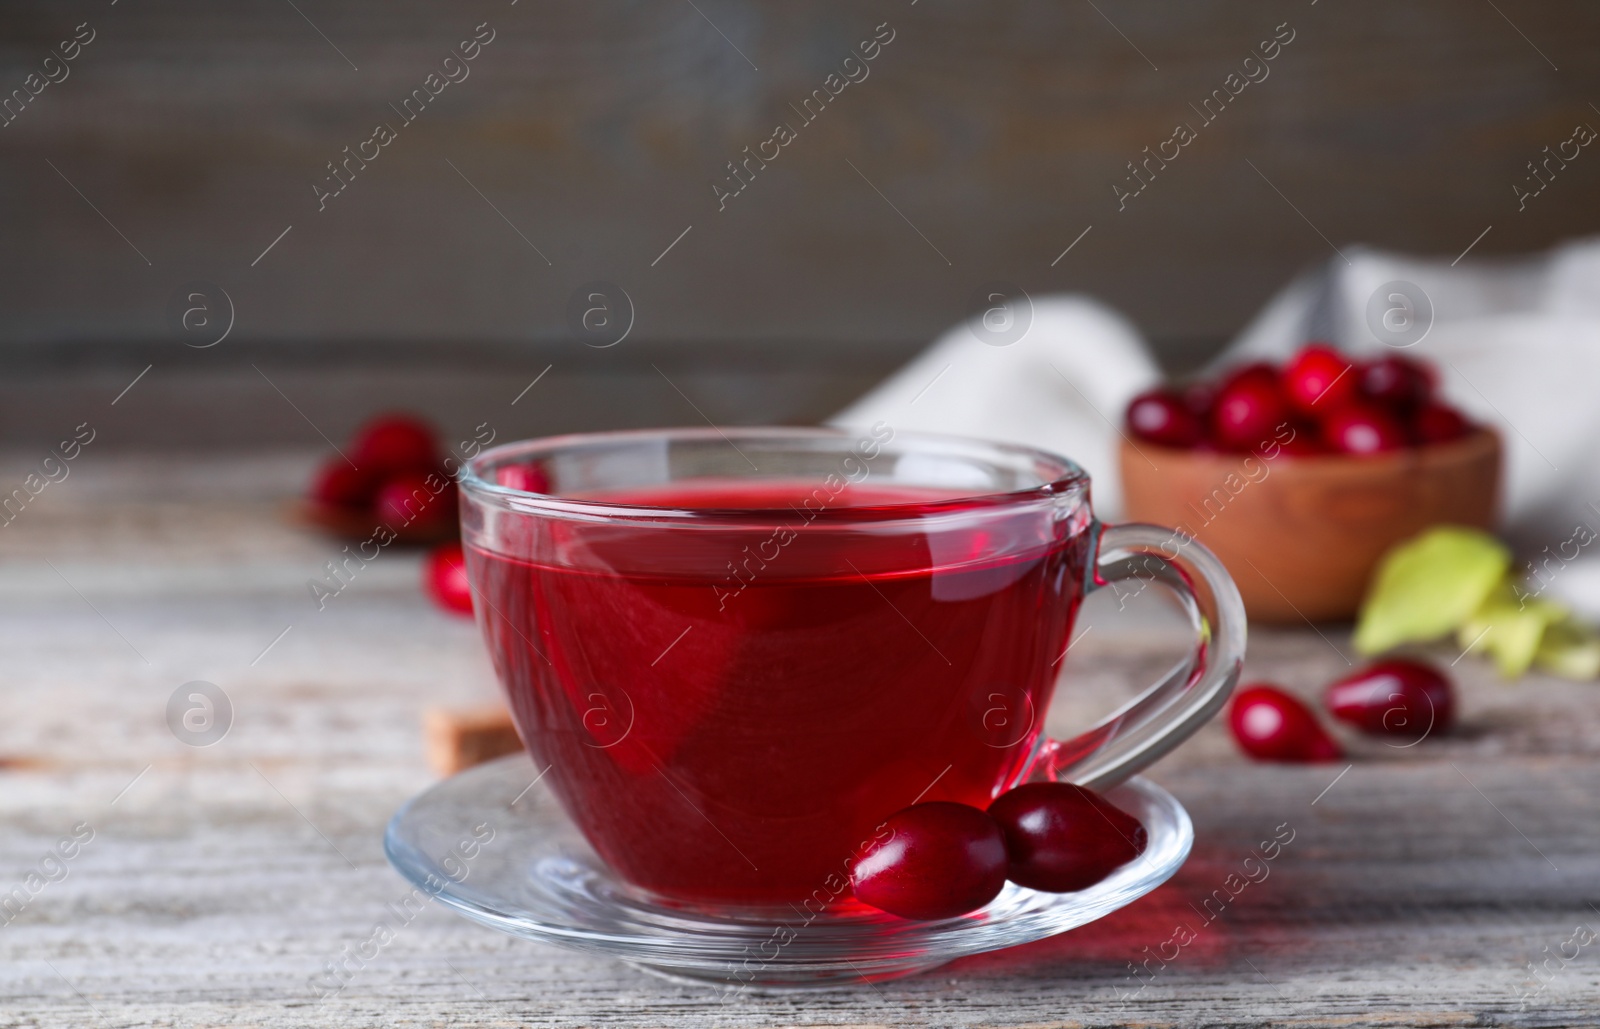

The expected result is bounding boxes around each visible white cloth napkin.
[829,297,1161,522]
[830,238,1600,617]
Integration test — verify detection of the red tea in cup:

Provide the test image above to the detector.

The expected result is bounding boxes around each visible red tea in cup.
[460,428,1243,909]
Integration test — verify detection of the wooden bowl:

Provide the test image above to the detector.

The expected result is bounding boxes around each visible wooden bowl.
[1118,429,1502,623]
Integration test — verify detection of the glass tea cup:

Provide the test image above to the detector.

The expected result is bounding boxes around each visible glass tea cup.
[459,426,1243,909]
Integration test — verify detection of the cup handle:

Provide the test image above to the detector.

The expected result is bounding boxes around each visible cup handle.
[1035,521,1247,791]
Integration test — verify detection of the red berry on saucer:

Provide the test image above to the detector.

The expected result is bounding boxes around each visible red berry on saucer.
[1126,389,1204,448]
[352,414,441,476]
[987,782,1147,893]
[851,802,1009,920]
[1320,402,1407,455]
[1283,344,1358,414]
[1230,684,1343,762]
[423,541,475,616]
[1360,355,1433,409]
[1412,402,1471,444]
[1325,658,1453,739]
[308,458,374,509]
[1211,372,1289,452]
[375,472,457,533]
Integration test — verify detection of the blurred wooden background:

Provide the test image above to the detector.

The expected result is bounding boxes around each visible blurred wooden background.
[1,0,1597,446]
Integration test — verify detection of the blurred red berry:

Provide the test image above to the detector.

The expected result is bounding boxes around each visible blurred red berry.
[423,541,475,616]
[1325,658,1454,739]
[308,458,374,509]
[1412,402,1472,445]
[1360,355,1433,409]
[1272,423,1328,457]
[1320,403,1407,455]
[1126,389,1204,448]
[1219,361,1279,392]
[352,414,441,476]
[1230,684,1343,762]
[1283,344,1358,414]
[1181,380,1216,420]
[1211,373,1289,451]
[496,464,551,493]
[374,472,457,533]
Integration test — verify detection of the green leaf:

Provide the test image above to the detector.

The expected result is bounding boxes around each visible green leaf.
[1456,579,1568,678]
[1353,527,1511,655]
[1535,618,1600,680]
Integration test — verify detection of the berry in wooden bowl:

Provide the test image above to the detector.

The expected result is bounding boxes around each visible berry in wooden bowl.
[1118,346,1501,623]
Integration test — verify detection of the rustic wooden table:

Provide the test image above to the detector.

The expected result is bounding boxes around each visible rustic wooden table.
[2,449,1596,1027]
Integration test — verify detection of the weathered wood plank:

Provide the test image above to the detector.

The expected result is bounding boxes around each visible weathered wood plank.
[0,1,1596,352]
[0,344,912,451]
[2,452,1600,1025]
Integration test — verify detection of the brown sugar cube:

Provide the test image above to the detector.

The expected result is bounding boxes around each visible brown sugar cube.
[424,705,523,776]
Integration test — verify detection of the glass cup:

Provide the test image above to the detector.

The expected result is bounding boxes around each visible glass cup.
[459,426,1244,909]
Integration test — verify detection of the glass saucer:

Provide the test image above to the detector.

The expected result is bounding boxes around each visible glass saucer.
[384,753,1192,990]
